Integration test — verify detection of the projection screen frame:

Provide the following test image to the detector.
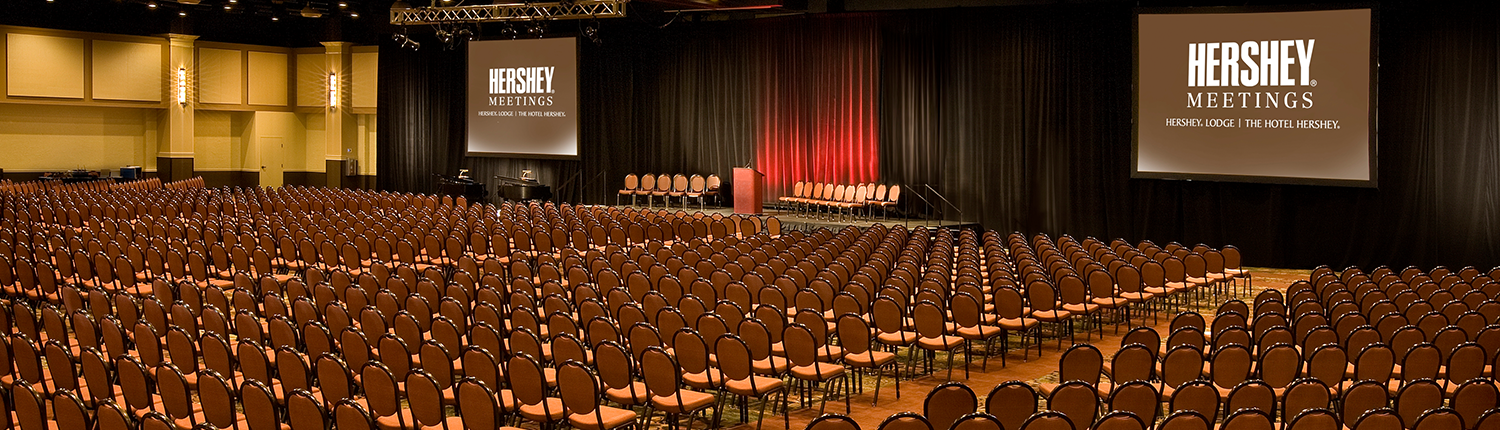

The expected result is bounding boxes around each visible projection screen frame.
[1131,4,1379,188]
[466,37,581,160]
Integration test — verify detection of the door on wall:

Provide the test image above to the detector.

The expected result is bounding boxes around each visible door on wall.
[260,137,284,187]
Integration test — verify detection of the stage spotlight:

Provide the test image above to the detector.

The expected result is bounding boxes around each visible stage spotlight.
[501,24,518,39]
[393,33,420,50]
[455,27,473,41]
[584,24,599,44]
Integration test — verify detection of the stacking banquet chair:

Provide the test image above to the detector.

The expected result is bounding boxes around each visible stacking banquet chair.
[912,300,968,380]
[458,377,529,430]
[785,322,851,415]
[619,174,640,206]
[836,313,899,405]
[558,360,639,430]
[641,346,719,430]
[712,333,787,430]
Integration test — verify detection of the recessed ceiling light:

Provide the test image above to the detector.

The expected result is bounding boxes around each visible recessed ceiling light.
[147,1,157,7]
[349,11,359,18]
[271,15,279,20]
[179,10,187,15]
[337,1,346,7]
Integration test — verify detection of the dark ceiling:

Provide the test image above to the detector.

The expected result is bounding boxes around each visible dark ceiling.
[2,0,1357,47]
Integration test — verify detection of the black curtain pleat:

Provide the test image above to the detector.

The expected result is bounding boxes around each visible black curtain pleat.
[378,1,1500,269]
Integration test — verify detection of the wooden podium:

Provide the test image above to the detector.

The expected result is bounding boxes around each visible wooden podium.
[732,167,763,214]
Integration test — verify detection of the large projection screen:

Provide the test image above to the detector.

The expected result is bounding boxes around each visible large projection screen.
[467,37,579,159]
[1134,7,1376,186]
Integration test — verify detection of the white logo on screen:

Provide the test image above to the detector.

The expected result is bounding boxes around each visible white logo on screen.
[1187,40,1314,88]
[489,67,556,94]
[1184,39,1316,109]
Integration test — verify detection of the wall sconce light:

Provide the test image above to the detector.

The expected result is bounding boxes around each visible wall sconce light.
[327,72,339,108]
[176,67,188,105]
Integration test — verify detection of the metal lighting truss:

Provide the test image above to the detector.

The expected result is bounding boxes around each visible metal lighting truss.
[390,0,628,24]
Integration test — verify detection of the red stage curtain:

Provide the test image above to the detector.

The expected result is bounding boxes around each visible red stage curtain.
[754,16,881,199]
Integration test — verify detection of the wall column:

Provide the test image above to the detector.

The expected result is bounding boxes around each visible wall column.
[322,41,355,188]
[159,34,198,182]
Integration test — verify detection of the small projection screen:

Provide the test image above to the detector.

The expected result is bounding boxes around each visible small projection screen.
[1134,7,1376,186]
[467,37,579,159]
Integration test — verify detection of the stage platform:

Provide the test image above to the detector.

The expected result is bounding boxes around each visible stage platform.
[611,203,981,233]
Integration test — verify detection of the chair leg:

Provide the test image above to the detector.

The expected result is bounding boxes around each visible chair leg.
[844,376,851,414]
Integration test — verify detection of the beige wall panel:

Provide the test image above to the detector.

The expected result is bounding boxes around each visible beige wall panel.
[7,34,86,99]
[0,104,154,170]
[303,113,326,172]
[198,48,243,105]
[194,111,251,170]
[248,51,288,106]
[352,52,378,109]
[296,53,326,107]
[92,40,163,102]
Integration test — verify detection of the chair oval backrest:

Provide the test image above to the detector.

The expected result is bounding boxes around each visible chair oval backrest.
[1225,380,1277,421]
[1158,411,1210,430]
[1020,410,1078,430]
[925,382,979,430]
[1284,409,1340,430]
[1059,343,1104,386]
[987,380,1040,430]
[1162,345,1206,390]
[1092,411,1146,430]
[1412,408,1465,430]
[1108,381,1161,426]
[1049,381,1101,430]
[1340,381,1391,428]
[557,360,603,416]
[1220,409,1274,430]
[1453,378,1500,428]
[1282,379,1332,423]
[809,414,864,430]
[950,413,1004,430]
[1394,379,1444,428]
[1350,409,1403,430]
[1170,380,1222,424]
[878,412,935,430]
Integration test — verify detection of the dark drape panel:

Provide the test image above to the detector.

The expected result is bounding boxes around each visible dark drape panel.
[878,6,1127,233]
[379,1,1500,269]
[376,39,467,195]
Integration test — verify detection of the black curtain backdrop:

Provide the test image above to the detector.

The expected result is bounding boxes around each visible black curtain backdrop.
[378,1,1500,269]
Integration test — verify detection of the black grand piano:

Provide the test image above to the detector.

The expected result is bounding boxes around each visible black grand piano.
[436,175,487,204]
[495,175,552,202]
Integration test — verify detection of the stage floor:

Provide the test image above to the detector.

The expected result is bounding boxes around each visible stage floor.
[611,203,979,232]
